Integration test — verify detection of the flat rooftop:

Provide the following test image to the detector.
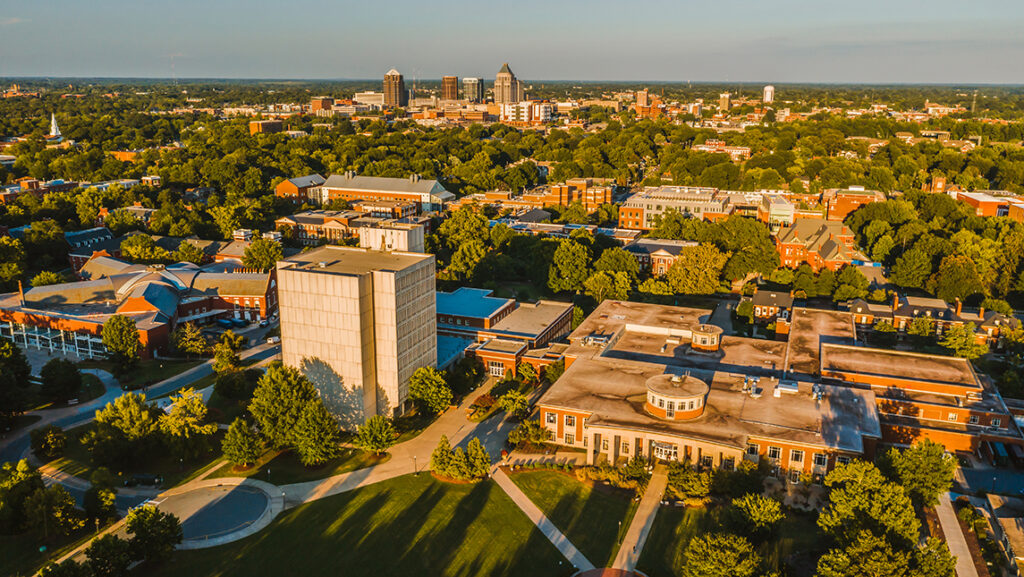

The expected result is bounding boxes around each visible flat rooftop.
[820,344,980,390]
[278,245,432,276]
[785,308,857,377]
[436,287,511,320]
[490,300,573,338]
[571,300,712,341]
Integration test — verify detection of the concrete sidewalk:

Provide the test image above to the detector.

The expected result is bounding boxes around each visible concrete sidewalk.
[935,492,979,577]
[492,467,595,572]
[612,464,668,571]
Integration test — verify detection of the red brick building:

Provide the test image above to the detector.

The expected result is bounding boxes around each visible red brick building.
[822,187,886,221]
[776,218,866,271]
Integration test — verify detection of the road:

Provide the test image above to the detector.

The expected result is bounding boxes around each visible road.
[0,343,281,466]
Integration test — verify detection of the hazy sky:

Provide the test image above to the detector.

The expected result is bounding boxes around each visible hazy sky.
[1,0,1022,83]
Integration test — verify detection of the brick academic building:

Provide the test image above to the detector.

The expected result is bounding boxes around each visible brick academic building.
[536,300,1022,480]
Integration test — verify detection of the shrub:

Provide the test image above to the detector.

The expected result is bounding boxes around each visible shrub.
[30,425,66,460]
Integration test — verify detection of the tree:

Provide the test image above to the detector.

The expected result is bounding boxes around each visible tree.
[913,537,957,577]
[882,440,956,507]
[929,255,984,303]
[448,239,487,281]
[31,270,64,287]
[242,237,283,272]
[816,530,911,577]
[0,459,44,533]
[498,390,530,420]
[86,534,133,577]
[938,323,988,359]
[119,234,171,264]
[681,533,760,577]
[126,504,182,563]
[40,358,82,403]
[353,415,396,455]
[408,367,453,416]
[594,247,640,283]
[84,468,118,524]
[980,297,1013,316]
[248,364,319,448]
[731,493,784,538]
[430,434,453,473]
[544,359,565,384]
[83,392,161,466]
[668,461,712,499]
[506,420,549,448]
[466,438,492,478]
[40,560,91,577]
[159,387,217,460]
[101,315,140,373]
[584,270,631,303]
[0,236,26,291]
[907,316,936,339]
[294,401,342,466]
[438,206,489,249]
[212,330,246,373]
[30,425,66,460]
[833,265,870,302]
[548,239,591,293]
[517,362,537,384]
[818,461,920,548]
[25,485,84,542]
[170,322,207,358]
[735,300,754,323]
[222,417,263,467]
[173,240,206,265]
[0,337,32,423]
[667,243,729,295]
[891,248,932,290]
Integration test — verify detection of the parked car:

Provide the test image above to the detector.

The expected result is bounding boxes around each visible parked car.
[267,336,281,344]
[259,320,269,328]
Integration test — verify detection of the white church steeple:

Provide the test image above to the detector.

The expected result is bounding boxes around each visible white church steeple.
[49,113,61,138]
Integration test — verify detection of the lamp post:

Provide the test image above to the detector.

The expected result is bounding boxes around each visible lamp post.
[413,455,418,476]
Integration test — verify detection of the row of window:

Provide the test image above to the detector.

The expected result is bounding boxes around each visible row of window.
[748,442,841,468]
[546,413,576,427]
[647,393,702,412]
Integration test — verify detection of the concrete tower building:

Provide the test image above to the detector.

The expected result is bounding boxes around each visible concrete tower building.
[383,69,408,108]
[276,245,436,427]
[719,93,731,111]
[441,76,459,101]
[494,63,523,104]
[49,113,61,139]
[763,85,775,104]
[463,77,485,103]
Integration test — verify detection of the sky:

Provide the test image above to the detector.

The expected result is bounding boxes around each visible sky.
[1,0,1023,84]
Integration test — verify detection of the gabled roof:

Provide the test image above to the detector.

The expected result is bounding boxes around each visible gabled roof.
[498,63,513,75]
[65,227,114,247]
[79,255,145,280]
[321,173,449,198]
[286,174,325,189]
[751,290,794,309]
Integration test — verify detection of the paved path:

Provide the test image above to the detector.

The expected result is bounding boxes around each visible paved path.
[612,464,668,572]
[492,467,595,572]
[935,492,979,577]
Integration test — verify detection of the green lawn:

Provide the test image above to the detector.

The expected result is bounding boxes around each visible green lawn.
[636,504,824,577]
[148,475,574,577]
[207,447,389,485]
[509,470,639,567]
[78,358,204,389]
[48,424,224,489]
[0,523,107,577]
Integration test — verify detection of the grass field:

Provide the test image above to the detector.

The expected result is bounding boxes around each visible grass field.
[509,470,638,567]
[636,504,824,577]
[78,358,203,389]
[1,523,108,577]
[148,475,574,577]
[208,447,389,485]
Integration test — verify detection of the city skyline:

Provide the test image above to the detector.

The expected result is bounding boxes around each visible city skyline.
[1,0,1022,83]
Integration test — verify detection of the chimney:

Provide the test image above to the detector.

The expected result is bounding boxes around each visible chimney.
[891,294,898,311]
[979,306,985,319]
[955,298,963,317]
[17,280,24,306]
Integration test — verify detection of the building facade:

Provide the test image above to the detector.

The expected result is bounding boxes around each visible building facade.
[494,63,523,104]
[441,76,459,101]
[463,77,485,103]
[383,69,408,108]
[276,245,436,427]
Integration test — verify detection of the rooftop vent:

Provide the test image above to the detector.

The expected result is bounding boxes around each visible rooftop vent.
[317,261,327,268]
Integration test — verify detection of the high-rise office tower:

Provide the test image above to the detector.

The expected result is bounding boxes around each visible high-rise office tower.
[719,92,731,111]
[636,89,650,108]
[763,85,775,104]
[383,69,408,108]
[494,63,523,104]
[463,77,485,103]
[441,76,459,101]
[277,245,436,427]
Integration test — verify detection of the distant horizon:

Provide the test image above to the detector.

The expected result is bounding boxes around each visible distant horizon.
[2,0,1022,83]
[3,76,1024,89]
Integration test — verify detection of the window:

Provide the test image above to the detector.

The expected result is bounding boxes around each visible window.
[701,455,713,468]
[658,398,664,408]
[546,412,556,424]
[666,401,674,411]
[813,453,828,467]
[565,415,576,427]
[621,442,630,454]
[992,418,1001,427]
[836,456,851,465]
[947,413,958,422]
[968,415,979,425]
[790,450,804,463]
[688,400,695,410]
[564,434,574,445]
[746,443,759,456]
[767,446,782,460]
[722,457,735,471]
[602,439,608,451]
